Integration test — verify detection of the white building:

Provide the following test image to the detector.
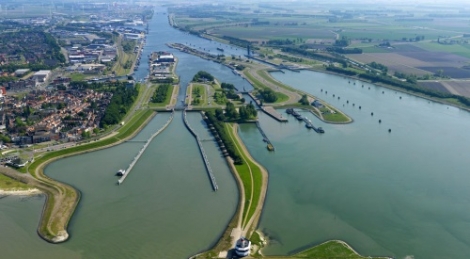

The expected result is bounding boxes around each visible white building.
[235,237,251,257]
[124,33,142,40]
[14,69,30,77]
[32,70,51,83]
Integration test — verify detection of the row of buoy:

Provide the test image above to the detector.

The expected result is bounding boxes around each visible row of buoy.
[319,87,393,133]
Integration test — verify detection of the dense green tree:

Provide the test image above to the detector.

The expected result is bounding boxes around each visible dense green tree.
[193,71,214,82]
[299,94,309,105]
[225,102,239,120]
[258,88,278,103]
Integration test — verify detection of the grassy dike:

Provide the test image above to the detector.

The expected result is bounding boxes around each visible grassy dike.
[26,108,156,243]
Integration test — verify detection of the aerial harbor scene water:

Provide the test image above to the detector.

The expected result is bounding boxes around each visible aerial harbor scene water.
[1,1,470,259]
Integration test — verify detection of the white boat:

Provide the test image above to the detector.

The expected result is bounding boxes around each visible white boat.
[116,169,126,176]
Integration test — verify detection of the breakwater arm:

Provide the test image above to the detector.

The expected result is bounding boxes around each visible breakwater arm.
[118,110,174,184]
[183,109,218,191]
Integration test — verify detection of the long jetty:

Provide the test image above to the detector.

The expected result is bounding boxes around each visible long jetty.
[183,109,218,191]
[118,110,175,185]
[255,121,275,151]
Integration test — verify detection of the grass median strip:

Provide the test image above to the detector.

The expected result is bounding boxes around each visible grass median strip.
[225,123,264,228]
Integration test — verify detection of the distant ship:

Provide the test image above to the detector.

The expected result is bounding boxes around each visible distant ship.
[216,47,224,52]
[235,237,251,257]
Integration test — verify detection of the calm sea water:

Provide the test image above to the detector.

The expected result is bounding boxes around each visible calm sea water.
[237,70,470,259]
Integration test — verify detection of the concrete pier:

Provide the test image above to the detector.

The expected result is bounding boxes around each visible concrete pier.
[255,121,275,151]
[261,106,288,122]
[183,109,218,191]
[118,110,174,185]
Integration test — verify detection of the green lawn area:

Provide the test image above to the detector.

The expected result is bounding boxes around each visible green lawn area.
[149,84,174,108]
[69,73,87,82]
[0,173,30,190]
[359,46,392,53]
[320,107,350,123]
[244,70,289,104]
[192,84,207,106]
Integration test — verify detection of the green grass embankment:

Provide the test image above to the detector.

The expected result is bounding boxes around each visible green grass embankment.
[244,70,289,104]
[255,69,351,123]
[225,123,264,228]
[0,173,30,190]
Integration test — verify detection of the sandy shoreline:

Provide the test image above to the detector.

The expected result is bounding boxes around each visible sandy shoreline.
[0,188,42,196]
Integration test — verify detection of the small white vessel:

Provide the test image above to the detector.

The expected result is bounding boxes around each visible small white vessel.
[116,169,126,176]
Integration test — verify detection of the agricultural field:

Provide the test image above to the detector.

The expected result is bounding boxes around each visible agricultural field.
[348,44,470,78]
[211,25,337,42]
[419,81,470,98]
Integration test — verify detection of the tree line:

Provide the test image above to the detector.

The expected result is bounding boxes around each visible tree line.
[152,84,171,103]
[205,110,243,165]
[100,85,139,128]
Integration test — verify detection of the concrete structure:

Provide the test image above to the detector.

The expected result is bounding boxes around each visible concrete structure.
[157,53,175,63]
[312,100,324,108]
[32,70,51,83]
[124,33,142,40]
[14,69,30,77]
[235,237,251,257]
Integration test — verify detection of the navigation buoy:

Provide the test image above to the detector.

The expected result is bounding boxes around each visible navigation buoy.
[400,96,402,99]
[362,85,364,88]
[368,87,370,89]
[379,119,382,123]
[382,91,384,94]
[353,103,355,106]
[338,96,340,99]
[359,106,361,109]
[347,100,349,103]
[388,129,391,133]
[371,112,374,116]
[333,94,335,97]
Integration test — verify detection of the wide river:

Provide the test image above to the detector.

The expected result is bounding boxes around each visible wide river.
[238,71,470,259]
[1,7,470,259]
